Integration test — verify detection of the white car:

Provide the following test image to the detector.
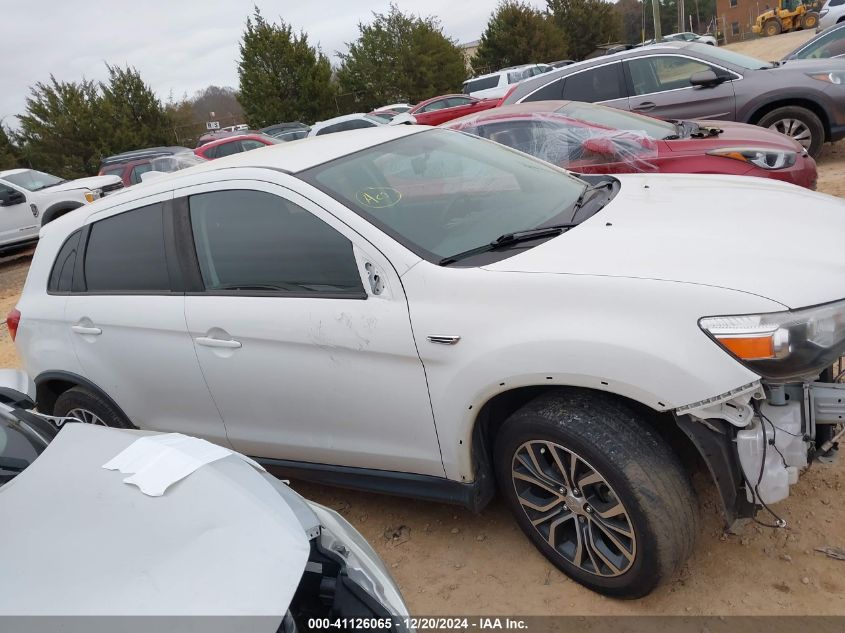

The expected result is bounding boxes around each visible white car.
[0,375,409,627]
[308,113,387,137]
[11,126,845,598]
[818,0,845,30]
[462,63,553,99]
[0,169,122,249]
[374,103,413,114]
[664,31,718,46]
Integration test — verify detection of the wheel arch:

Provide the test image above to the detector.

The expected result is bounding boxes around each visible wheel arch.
[468,385,710,513]
[746,98,831,141]
[41,201,84,226]
[34,370,130,421]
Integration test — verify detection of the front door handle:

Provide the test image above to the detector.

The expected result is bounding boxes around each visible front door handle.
[633,101,656,112]
[71,325,102,336]
[195,336,242,349]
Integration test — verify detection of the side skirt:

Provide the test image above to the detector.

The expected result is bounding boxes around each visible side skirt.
[254,457,491,513]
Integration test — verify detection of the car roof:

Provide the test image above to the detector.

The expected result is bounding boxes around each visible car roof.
[101,146,191,165]
[197,133,274,149]
[313,113,382,127]
[125,126,427,188]
[0,168,29,178]
[446,101,568,126]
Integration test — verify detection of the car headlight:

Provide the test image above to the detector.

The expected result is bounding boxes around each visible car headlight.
[700,298,845,380]
[84,191,95,203]
[707,148,796,170]
[807,71,845,85]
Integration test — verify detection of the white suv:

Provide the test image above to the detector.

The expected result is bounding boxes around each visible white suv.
[0,169,122,249]
[11,126,845,597]
[462,64,553,99]
[819,0,845,30]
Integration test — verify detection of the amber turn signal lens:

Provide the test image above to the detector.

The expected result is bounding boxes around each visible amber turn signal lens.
[716,335,775,360]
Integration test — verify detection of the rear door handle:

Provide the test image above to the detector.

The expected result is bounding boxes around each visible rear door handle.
[71,325,102,336]
[195,336,242,349]
[633,101,656,112]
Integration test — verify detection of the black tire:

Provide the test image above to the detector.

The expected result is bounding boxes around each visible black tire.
[757,105,825,158]
[494,389,698,598]
[802,12,819,29]
[53,386,135,429]
[763,19,782,36]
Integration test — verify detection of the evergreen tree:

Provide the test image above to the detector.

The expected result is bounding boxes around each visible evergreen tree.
[237,8,336,126]
[473,1,568,74]
[548,0,623,60]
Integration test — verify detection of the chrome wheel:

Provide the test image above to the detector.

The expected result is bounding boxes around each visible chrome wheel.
[66,407,108,426]
[768,118,812,149]
[511,440,636,577]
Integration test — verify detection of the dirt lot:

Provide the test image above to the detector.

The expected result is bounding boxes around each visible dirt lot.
[1,36,844,614]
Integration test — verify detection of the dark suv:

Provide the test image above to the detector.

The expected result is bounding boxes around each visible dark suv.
[503,41,845,157]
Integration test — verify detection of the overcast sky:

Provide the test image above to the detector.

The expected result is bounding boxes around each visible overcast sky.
[1,0,550,127]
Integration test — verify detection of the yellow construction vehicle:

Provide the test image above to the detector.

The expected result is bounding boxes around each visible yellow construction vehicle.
[752,0,820,37]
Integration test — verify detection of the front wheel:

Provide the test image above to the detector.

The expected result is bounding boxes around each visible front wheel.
[757,105,824,157]
[494,390,698,598]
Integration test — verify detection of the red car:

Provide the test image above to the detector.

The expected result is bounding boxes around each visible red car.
[444,100,817,189]
[194,133,280,160]
[407,94,499,126]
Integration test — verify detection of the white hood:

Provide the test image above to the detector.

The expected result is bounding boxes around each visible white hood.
[0,424,309,625]
[486,173,845,310]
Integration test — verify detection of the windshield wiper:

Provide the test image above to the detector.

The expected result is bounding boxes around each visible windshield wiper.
[438,224,577,266]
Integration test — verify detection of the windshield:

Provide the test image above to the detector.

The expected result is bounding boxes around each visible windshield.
[303,129,587,262]
[687,42,773,69]
[3,170,64,191]
[557,102,676,139]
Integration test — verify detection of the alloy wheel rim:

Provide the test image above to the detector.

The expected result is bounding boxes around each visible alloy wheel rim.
[768,118,812,149]
[66,408,107,426]
[511,440,637,577]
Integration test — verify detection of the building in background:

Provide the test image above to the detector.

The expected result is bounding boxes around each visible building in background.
[459,40,480,71]
[716,0,769,43]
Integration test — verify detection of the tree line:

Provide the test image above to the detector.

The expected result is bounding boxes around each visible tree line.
[1,1,715,179]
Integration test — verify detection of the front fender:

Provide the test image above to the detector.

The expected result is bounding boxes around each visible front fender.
[402,265,782,481]
[41,201,84,225]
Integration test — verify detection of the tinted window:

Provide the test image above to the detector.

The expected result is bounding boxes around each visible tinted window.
[214,141,243,158]
[101,166,124,178]
[464,76,499,93]
[84,204,170,292]
[419,99,450,113]
[203,145,220,159]
[446,97,473,108]
[562,64,624,102]
[240,139,266,151]
[832,0,845,5]
[130,163,153,184]
[793,26,845,59]
[189,190,364,296]
[628,56,713,95]
[524,77,565,102]
[48,230,82,293]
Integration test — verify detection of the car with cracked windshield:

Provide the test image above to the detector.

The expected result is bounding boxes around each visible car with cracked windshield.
[10,126,845,598]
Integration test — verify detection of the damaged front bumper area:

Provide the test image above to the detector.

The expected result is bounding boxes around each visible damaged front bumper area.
[674,378,843,529]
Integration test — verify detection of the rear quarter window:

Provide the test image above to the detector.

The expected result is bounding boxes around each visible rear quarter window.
[464,76,500,93]
[48,230,83,293]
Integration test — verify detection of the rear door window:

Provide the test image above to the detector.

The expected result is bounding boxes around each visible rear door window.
[464,76,500,93]
[214,141,244,158]
[84,204,170,292]
[562,64,625,102]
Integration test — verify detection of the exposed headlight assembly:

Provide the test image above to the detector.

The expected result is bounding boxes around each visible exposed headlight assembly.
[807,71,845,85]
[707,147,796,170]
[700,298,845,380]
